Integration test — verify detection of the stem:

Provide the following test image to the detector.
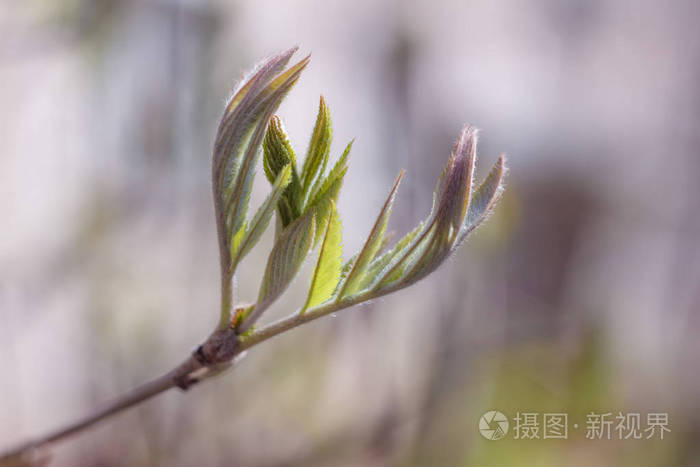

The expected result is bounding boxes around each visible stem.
[239,292,370,352]
[212,154,233,331]
[218,278,233,330]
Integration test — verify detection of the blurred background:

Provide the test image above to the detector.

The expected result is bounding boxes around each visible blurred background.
[1,0,699,465]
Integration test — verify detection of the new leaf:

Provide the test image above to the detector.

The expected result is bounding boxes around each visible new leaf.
[239,211,316,333]
[337,171,404,298]
[303,202,343,311]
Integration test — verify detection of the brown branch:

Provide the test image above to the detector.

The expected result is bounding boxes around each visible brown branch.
[0,294,368,465]
[0,366,181,465]
[0,327,238,465]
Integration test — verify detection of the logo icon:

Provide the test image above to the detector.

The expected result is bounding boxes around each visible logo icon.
[479,411,509,440]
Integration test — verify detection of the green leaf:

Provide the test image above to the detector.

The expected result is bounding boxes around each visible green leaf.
[373,221,443,293]
[229,221,247,261]
[373,126,480,293]
[239,211,315,333]
[340,254,356,278]
[400,224,453,286]
[377,230,396,255]
[212,47,310,282]
[215,49,297,191]
[305,139,351,238]
[362,221,423,290]
[306,177,342,243]
[307,139,351,207]
[303,202,343,311]
[332,253,357,297]
[337,171,404,298]
[457,154,506,243]
[215,47,298,212]
[222,57,310,242]
[291,142,347,244]
[263,116,304,227]
[301,96,332,197]
[230,164,292,269]
[263,116,297,183]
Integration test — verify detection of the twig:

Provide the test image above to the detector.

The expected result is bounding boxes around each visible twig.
[0,294,368,464]
[0,361,186,464]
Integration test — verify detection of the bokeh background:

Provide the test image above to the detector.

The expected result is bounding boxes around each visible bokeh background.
[1,1,699,466]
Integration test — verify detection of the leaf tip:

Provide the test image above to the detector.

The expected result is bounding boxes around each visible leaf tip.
[297,52,312,69]
[397,168,406,182]
[454,124,478,165]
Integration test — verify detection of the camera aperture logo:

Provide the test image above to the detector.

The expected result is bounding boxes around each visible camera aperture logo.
[479,411,509,440]
[477,411,670,441]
